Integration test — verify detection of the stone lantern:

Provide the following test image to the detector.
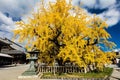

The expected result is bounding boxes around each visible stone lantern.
[22,50,39,76]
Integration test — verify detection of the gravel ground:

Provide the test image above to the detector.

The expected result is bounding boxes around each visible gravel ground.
[0,64,29,80]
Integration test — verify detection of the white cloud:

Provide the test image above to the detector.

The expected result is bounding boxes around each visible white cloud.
[0,11,15,39]
[0,12,15,31]
[79,0,120,26]
[99,0,116,9]
[0,12,14,25]
[0,31,13,39]
[0,0,40,40]
[0,0,39,18]
[44,0,56,3]
[0,0,42,47]
[80,0,96,8]
[0,0,41,46]
[105,9,119,26]
[113,48,120,52]
[0,24,13,31]
[72,0,79,5]
[98,8,120,26]
[79,0,117,9]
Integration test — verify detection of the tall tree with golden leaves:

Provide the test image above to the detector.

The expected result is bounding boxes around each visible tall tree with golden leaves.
[14,0,115,72]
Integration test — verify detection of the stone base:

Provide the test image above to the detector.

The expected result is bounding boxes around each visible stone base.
[21,70,38,76]
[18,73,42,80]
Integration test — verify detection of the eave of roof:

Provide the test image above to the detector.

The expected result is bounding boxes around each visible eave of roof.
[0,38,11,45]
[1,50,25,54]
[0,53,13,58]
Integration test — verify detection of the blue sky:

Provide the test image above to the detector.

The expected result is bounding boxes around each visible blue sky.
[0,0,120,51]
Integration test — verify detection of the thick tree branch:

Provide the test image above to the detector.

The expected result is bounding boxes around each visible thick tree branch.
[33,29,41,37]
[84,38,98,48]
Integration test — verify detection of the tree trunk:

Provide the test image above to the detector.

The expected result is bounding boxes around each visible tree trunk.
[53,58,56,76]
[56,58,65,75]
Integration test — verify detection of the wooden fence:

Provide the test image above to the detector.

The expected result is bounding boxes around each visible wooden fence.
[37,66,85,73]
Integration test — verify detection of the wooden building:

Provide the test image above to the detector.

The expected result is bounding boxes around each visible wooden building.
[0,38,26,65]
[0,53,13,65]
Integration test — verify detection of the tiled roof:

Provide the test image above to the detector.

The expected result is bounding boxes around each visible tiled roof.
[1,50,25,54]
[0,37,26,52]
[0,53,13,58]
[0,38,11,45]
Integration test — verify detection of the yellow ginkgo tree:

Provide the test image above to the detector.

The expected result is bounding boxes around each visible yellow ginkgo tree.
[13,0,116,72]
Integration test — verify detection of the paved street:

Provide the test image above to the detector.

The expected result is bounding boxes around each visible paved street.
[110,68,120,80]
[108,64,120,80]
[0,64,29,80]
